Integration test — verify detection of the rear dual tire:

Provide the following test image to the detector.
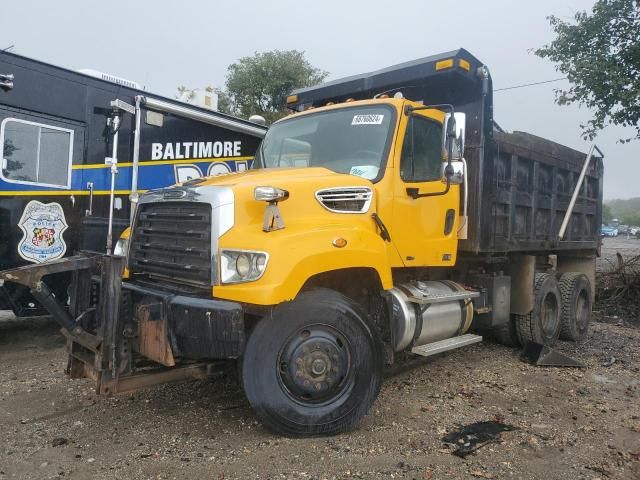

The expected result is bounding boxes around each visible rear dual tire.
[515,273,562,346]
[508,272,591,347]
[558,273,592,342]
[492,316,521,347]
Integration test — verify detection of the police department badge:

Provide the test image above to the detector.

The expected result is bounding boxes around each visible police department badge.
[17,201,69,263]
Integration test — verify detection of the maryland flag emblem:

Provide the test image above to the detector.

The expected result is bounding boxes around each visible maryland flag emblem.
[31,227,57,247]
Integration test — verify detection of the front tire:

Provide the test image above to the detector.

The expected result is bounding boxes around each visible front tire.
[241,289,383,437]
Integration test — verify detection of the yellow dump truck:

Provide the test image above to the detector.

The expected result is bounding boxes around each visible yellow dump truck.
[0,49,603,437]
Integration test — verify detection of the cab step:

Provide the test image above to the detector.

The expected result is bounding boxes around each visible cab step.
[411,334,483,357]
[406,289,479,305]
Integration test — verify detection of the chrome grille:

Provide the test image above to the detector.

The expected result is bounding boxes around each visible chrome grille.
[315,187,373,213]
[129,202,212,286]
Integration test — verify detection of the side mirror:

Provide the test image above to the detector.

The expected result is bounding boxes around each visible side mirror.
[441,160,465,185]
[444,112,466,160]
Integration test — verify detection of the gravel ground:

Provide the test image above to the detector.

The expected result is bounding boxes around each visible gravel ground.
[0,237,638,480]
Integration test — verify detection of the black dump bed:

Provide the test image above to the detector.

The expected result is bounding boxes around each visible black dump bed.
[289,49,603,254]
[476,130,603,254]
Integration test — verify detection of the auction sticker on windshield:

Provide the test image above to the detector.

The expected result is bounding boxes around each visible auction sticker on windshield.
[352,114,384,125]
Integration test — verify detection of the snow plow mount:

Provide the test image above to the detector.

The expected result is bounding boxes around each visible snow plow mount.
[0,253,220,395]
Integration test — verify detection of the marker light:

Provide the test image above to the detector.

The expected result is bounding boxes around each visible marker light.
[254,186,290,202]
[332,238,348,248]
[435,59,454,71]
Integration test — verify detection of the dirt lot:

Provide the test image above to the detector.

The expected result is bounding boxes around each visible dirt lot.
[1,237,639,480]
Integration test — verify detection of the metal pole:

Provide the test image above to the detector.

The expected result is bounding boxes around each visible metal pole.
[558,144,600,240]
[106,112,120,254]
[130,96,142,224]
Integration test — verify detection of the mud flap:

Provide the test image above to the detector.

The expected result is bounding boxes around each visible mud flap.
[520,341,585,367]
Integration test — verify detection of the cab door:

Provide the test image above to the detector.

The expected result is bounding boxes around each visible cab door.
[390,111,459,267]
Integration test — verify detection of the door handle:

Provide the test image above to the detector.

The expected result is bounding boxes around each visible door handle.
[85,182,94,216]
[0,73,14,90]
[406,182,451,199]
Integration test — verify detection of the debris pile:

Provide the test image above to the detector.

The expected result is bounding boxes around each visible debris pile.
[596,252,640,325]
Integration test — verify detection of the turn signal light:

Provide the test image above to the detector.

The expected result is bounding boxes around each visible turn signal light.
[332,238,348,248]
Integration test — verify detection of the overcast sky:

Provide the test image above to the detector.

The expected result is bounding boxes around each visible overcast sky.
[1,0,637,199]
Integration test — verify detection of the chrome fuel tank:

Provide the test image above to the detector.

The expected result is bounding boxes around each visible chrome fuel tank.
[389,281,474,352]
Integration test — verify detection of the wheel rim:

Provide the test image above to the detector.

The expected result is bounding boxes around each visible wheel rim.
[575,290,590,331]
[541,292,560,338]
[277,324,353,405]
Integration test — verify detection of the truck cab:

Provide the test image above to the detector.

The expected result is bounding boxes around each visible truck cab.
[135,98,459,303]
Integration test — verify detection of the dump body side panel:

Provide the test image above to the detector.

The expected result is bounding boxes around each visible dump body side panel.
[461,130,603,253]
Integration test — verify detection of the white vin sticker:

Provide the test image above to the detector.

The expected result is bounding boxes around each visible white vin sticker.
[351,114,384,125]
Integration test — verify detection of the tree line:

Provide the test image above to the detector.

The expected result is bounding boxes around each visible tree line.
[604,198,640,225]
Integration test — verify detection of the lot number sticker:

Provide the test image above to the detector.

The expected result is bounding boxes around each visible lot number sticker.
[351,114,384,125]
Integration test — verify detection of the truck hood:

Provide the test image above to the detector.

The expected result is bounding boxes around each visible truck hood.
[219,167,375,224]
[140,167,377,229]
[186,167,366,189]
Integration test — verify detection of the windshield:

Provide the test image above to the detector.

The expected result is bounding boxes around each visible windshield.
[254,105,395,181]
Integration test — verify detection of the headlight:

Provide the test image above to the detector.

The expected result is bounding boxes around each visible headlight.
[220,250,269,284]
[114,237,129,257]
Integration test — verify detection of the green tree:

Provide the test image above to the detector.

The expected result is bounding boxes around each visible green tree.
[536,0,640,141]
[224,50,328,124]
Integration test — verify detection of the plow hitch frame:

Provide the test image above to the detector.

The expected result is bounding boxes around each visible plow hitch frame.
[1,253,221,395]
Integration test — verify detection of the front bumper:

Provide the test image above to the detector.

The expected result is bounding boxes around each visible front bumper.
[124,282,245,360]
